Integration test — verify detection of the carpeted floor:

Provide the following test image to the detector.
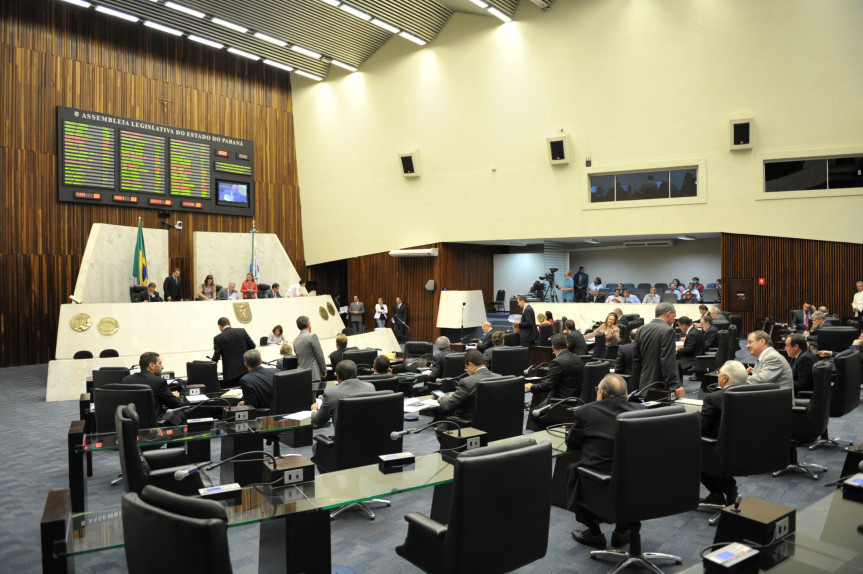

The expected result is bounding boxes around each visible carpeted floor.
[2,344,859,573]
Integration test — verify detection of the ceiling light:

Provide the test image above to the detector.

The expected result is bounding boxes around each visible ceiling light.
[584,238,601,244]
[371,18,399,33]
[164,2,205,18]
[188,35,224,49]
[144,21,183,36]
[505,241,527,246]
[399,31,427,45]
[488,7,512,22]
[227,47,260,60]
[264,59,294,72]
[469,0,489,7]
[292,45,322,59]
[60,0,91,7]
[340,4,372,20]
[295,70,323,81]
[677,235,696,241]
[211,18,248,33]
[95,6,138,22]
[318,0,340,5]
[331,59,358,72]
[254,32,287,47]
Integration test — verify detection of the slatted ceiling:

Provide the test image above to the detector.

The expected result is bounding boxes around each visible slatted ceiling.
[349,0,452,41]
[492,0,520,14]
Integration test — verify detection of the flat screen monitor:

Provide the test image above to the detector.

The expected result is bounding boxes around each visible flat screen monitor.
[216,180,249,208]
[817,326,858,353]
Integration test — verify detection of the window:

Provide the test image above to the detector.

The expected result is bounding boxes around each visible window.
[589,167,698,204]
[764,155,863,192]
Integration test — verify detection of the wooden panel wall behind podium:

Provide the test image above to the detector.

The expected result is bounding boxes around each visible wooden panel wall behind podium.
[0,0,304,366]
[720,233,863,335]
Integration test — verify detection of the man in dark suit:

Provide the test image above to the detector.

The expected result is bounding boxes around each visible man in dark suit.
[567,374,644,549]
[586,288,605,303]
[120,352,183,418]
[526,334,585,428]
[785,333,816,395]
[162,268,183,301]
[483,331,508,367]
[294,315,327,383]
[476,321,494,352]
[428,336,453,382]
[613,308,628,330]
[349,295,365,333]
[310,360,375,426]
[563,319,588,356]
[238,349,277,411]
[437,350,500,421]
[699,314,719,350]
[632,302,684,396]
[676,316,704,378]
[137,282,163,303]
[574,266,589,302]
[700,360,748,504]
[804,311,827,348]
[791,300,814,330]
[212,317,256,389]
[391,296,409,342]
[329,333,357,371]
[516,295,537,347]
[615,329,637,375]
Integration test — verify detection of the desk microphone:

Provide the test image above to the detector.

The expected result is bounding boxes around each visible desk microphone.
[174,462,209,481]
[390,420,462,441]
[174,450,278,480]
[627,381,667,402]
[531,397,583,418]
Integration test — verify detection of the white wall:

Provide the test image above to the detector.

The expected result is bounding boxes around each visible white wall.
[193,231,300,293]
[494,252,545,302]
[293,0,863,265]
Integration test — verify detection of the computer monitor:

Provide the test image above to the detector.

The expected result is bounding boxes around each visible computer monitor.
[215,180,249,208]
[817,326,858,353]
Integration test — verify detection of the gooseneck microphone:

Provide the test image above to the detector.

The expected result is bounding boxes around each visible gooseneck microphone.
[174,462,209,481]
[173,450,279,481]
[627,381,668,402]
[389,420,462,440]
[531,397,583,418]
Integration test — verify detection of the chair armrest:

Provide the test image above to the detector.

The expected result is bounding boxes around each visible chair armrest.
[404,512,448,539]
[143,447,190,469]
[314,434,335,447]
[695,353,717,360]
[701,436,718,446]
[446,416,471,427]
[793,398,810,408]
[576,466,612,484]
[791,405,807,413]
[796,391,813,399]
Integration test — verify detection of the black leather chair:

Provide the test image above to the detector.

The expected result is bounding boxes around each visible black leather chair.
[442,352,466,379]
[116,403,210,495]
[271,368,313,415]
[93,384,156,433]
[628,318,644,331]
[489,347,530,377]
[637,283,652,291]
[343,348,378,375]
[692,330,730,378]
[538,323,553,346]
[809,350,860,450]
[277,355,299,371]
[259,336,269,347]
[91,367,131,389]
[186,360,220,394]
[404,341,433,359]
[122,485,232,574]
[574,406,701,572]
[605,345,619,361]
[129,284,147,302]
[257,283,271,297]
[312,391,403,519]
[396,439,551,573]
[358,374,400,392]
[580,361,610,405]
[591,332,607,359]
[654,283,668,292]
[773,362,832,480]
[503,331,520,346]
[99,349,120,358]
[73,350,93,359]
[490,289,506,312]
[449,375,526,442]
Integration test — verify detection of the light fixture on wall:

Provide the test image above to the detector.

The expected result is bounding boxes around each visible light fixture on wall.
[677,235,695,241]
[584,238,601,244]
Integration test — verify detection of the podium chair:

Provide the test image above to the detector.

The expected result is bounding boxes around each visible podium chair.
[396,439,551,574]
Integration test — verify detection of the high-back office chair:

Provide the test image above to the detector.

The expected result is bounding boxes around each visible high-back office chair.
[93,384,156,434]
[503,332,520,346]
[358,374,400,393]
[591,332,607,359]
[574,406,701,572]
[343,348,378,375]
[554,319,563,334]
[99,349,120,358]
[73,350,93,360]
[271,368,313,416]
[129,285,147,302]
[277,355,299,371]
[442,352,466,379]
[580,361,610,405]
[702,288,719,302]
[692,330,730,377]
[628,317,645,331]
[256,283,270,297]
[773,362,832,480]
[490,290,506,313]
[312,391,403,519]
[404,341,433,359]
[637,283,652,291]
[122,485,232,574]
[809,350,860,450]
[605,345,619,361]
[116,403,211,495]
[654,283,669,292]
[448,376,526,442]
[489,347,530,377]
[91,367,131,389]
[186,360,220,394]
[660,292,678,304]
[259,336,269,347]
[817,326,859,353]
[395,439,551,574]
[538,324,553,346]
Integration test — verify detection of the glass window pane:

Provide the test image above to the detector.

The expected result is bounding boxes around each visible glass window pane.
[827,156,863,189]
[765,160,827,192]
[616,171,668,201]
[669,168,697,198]
[589,175,615,203]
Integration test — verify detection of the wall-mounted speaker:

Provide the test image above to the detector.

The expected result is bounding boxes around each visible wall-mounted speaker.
[424,280,435,291]
[547,134,570,165]
[730,119,753,150]
[399,151,420,177]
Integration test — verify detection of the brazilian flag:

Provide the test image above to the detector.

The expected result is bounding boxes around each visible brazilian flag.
[133,220,148,285]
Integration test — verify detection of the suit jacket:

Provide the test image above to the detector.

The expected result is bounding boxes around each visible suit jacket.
[529,349,584,399]
[294,330,327,382]
[312,378,376,426]
[217,287,240,300]
[614,342,635,375]
[428,348,454,382]
[438,367,501,420]
[586,292,605,303]
[518,305,537,346]
[749,346,793,391]
[483,344,509,367]
[137,290,163,303]
[565,329,588,356]
[702,325,719,350]
[792,348,817,394]
[349,301,365,323]
[676,327,705,373]
[632,318,681,390]
[565,398,645,474]
[162,275,182,301]
[791,309,812,330]
[213,327,256,383]
[477,329,494,352]
[392,302,408,326]
[119,370,182,413]
[700,384,746,438]
[240,366,277,410]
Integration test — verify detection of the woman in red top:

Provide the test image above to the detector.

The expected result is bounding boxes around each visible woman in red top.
[241,272,258,299]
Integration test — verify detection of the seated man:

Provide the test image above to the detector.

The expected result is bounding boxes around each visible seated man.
[791,300,814,330]
[613,308,628,329]
[606,289,624,304]
[642,288,661,304]
[700,360,748,504]
[427,336,452,382]
[477,321,494,352]
[310,360,375,426]
[621,289,640,304]
[217,282,240,300]
[270,283,283,298]
[803,311,827,348]
[697,304,709,320]
[785,334,816,395]
[373,354,392,375]
[563,319,588,356]
[676,316,705,378]
[238,349,278,410]
[566,374,644,550]
[526,334,585,428]
[483,331,507,367]
[437,350,500,421]
[710,306,726,321]
[745,330,793,391]
[137,282,163,303]
[614,328,636,375]
[120,352,183,417]
[700,314,719,350]
[586,288,605,303]
[328,333,355,371]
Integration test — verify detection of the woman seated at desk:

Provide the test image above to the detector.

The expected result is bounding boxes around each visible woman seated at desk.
[268,325,285,345]
[584,312,621,346]
[197,275,216,301]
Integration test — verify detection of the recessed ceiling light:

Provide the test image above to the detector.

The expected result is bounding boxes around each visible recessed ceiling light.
[371,18,399,34]
[95,6,138,22]
[584,238,601,244]
[318,0,340,6]
[144,21,183,36]
[399,31,426,45]
[264,59,294,71]
[295,70,323,81]
[331,59,358,72]
[60,0,91,7]
[227,47,260,60]
[488,7,512,22]
[340,4,372,20]
[188,35,224,49]
[469,0,489,7]
[291,45,322,59]
[211,18,248,33]
[164,2,205,18]
[677,235,696,241]
[254,32,287,47]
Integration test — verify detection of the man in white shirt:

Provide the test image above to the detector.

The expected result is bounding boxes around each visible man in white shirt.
[642,288,661,304]
[622,289,640,304]
[852,281,863,317]
[287,279,307,298]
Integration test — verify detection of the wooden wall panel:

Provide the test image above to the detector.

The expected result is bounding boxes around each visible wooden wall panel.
[720,233,863,335]
[0,0,303,366]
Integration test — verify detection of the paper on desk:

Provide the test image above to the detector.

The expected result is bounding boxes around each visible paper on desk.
[403,405,425,413]
[419,369,432,375]
[420,399,439,407]
[185,394,210,403]
[677,398,703,406]
[220,388,243,399]
[283,411,312,420]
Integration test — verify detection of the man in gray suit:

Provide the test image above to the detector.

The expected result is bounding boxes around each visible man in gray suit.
[632,302,684,397]
[349,295,365,333]
[437,349,500,421]
[310,360,375,426]
[745,330,793,391]
[294,315,327,383]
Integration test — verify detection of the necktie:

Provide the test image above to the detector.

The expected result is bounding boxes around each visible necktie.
[804,312,809,328]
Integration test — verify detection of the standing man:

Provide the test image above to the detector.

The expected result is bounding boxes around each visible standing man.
[745,330,793,391]
[138,282,163,303]
[392,296,409,342]
[615,329,637,375]
[120,352,183,418]
[526,334,585,429]
[287,279,307,298]
[477,321,494,352]
[350,295,365,333]
[294,315,327,383]
[785,334,816,395]
[517,295,537,347]
[163,268,183,302]
[437,350,500,421]
[212,317,256,389]
[676,316,704,379]
[238,349,277,410]
[561,270,575,302]
[310,360,375,427]
[632,302,683,396]
[574,266,589,302]
[852,282,863,318]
